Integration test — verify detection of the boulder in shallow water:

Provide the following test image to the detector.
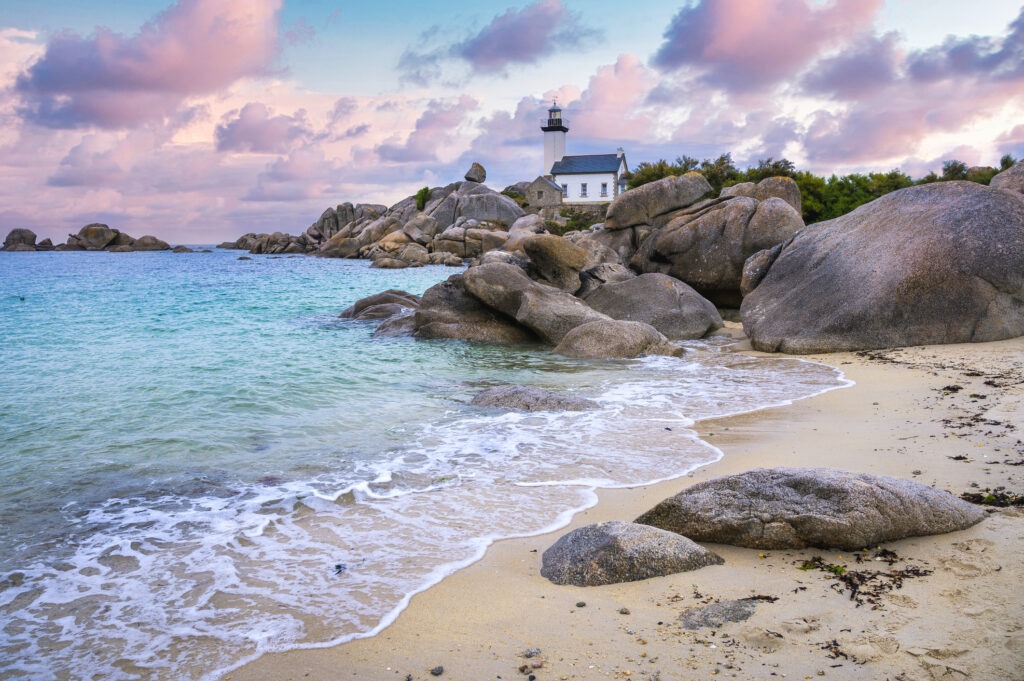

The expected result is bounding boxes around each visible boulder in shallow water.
[75,223,119,250]
[470,385,597,411]
[462,262,608,344]
[339,290,421,319]
[636,467,987,550]
[541,521,724,586]
[553,319,682,359]
[413,274,537,344]
[3,228,37,250]
[583,273,722,340]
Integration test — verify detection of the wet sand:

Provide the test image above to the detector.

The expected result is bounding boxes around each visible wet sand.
[228,336,1024,681]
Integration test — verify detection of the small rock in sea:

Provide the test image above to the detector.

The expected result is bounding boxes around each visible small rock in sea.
[237,256,251,260]
[576,601,587,608]
[430,665,444,676]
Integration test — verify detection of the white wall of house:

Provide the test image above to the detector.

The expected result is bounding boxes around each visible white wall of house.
[553,172,617,203]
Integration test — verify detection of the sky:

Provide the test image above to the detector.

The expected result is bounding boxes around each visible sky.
[1,0,1022,244]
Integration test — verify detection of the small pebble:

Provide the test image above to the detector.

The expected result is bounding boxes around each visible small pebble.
[576,601,586,608]
[619,607,631,615]
[430,665,444,676]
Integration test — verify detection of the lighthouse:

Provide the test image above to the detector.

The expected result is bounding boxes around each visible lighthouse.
[541,102,568,176]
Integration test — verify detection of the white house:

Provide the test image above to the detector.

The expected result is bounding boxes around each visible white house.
[541,103,628,204]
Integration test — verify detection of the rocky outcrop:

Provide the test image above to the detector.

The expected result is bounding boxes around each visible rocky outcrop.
[131,235,171,251]
[631,195,803,307]
[720,176,802,214]
[990,161,1024,194]
[521,234,589,292]
[740,182,1024,353]
[540,521,724,587]
[582,273,723,339]
[553,320,682,359]
[413,274,537,344]
[636,467,986,550]
[462,263,609,344]
[605,174,712,230]
[70,223,119,250]
[470,385,597,411]
[576,262,636,298]
[3,228,37,251]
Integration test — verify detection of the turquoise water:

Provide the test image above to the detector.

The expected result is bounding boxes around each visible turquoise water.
[0,250,847,680]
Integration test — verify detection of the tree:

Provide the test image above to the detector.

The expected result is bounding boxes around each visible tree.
[793,171,826,224]
[941,159,969,181]
[743,158,797,183]
[698,153,741,195]
[1000,154,1017,170]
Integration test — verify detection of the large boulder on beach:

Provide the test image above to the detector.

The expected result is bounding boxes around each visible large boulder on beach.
[583,273,723,339]
[413,274,536,344]
[740,182,1024,353]
[631,196,803,307]
[462,262,610,344]
[553,320,682,359]
[3,228,37,250]
[470,385,597,411]
[990,161,1024,194]
[605,174,712,230]
[540,521,724,586]
[636,467,987,550]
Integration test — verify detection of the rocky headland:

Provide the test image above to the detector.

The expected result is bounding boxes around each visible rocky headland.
[334,160,1024,359]
[1,223,198,253]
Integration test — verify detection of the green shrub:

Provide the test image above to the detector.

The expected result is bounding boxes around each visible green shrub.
[415,186,431,211]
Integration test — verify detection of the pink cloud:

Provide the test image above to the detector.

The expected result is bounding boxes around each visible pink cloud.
[398,0,600,84]
[376,96,478,163]
[455,0,599,74]
[15,0,282,129]
[654,0,882,91]
[567,54,657,141]
[215,103,312,153]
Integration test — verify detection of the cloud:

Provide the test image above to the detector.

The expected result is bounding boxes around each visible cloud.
[376,96,478,163]
[653,0,881,91]
[14,0,282,129]
[399,0,601,83]
[907,7,1024,82]
[244,145,334,202]
[455,0,599,74]
[801,32,901,99]
[215,102,312,153]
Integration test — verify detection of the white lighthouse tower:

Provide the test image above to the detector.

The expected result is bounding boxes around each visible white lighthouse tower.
[541,102,568,175]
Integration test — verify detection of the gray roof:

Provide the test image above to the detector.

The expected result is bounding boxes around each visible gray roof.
[550,154,623,175]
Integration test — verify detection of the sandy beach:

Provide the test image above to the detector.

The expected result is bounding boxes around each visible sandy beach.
[230,334,1024,681]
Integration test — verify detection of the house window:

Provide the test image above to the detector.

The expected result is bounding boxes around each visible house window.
[561,184,568,196]
[537,190,544,200]
[580,182,588,198]
[600,182,608,197]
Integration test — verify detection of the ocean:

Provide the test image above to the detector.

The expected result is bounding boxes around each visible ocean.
[0,250,848,680]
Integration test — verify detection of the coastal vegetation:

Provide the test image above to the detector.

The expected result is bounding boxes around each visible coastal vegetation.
[625,153,1019,224]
